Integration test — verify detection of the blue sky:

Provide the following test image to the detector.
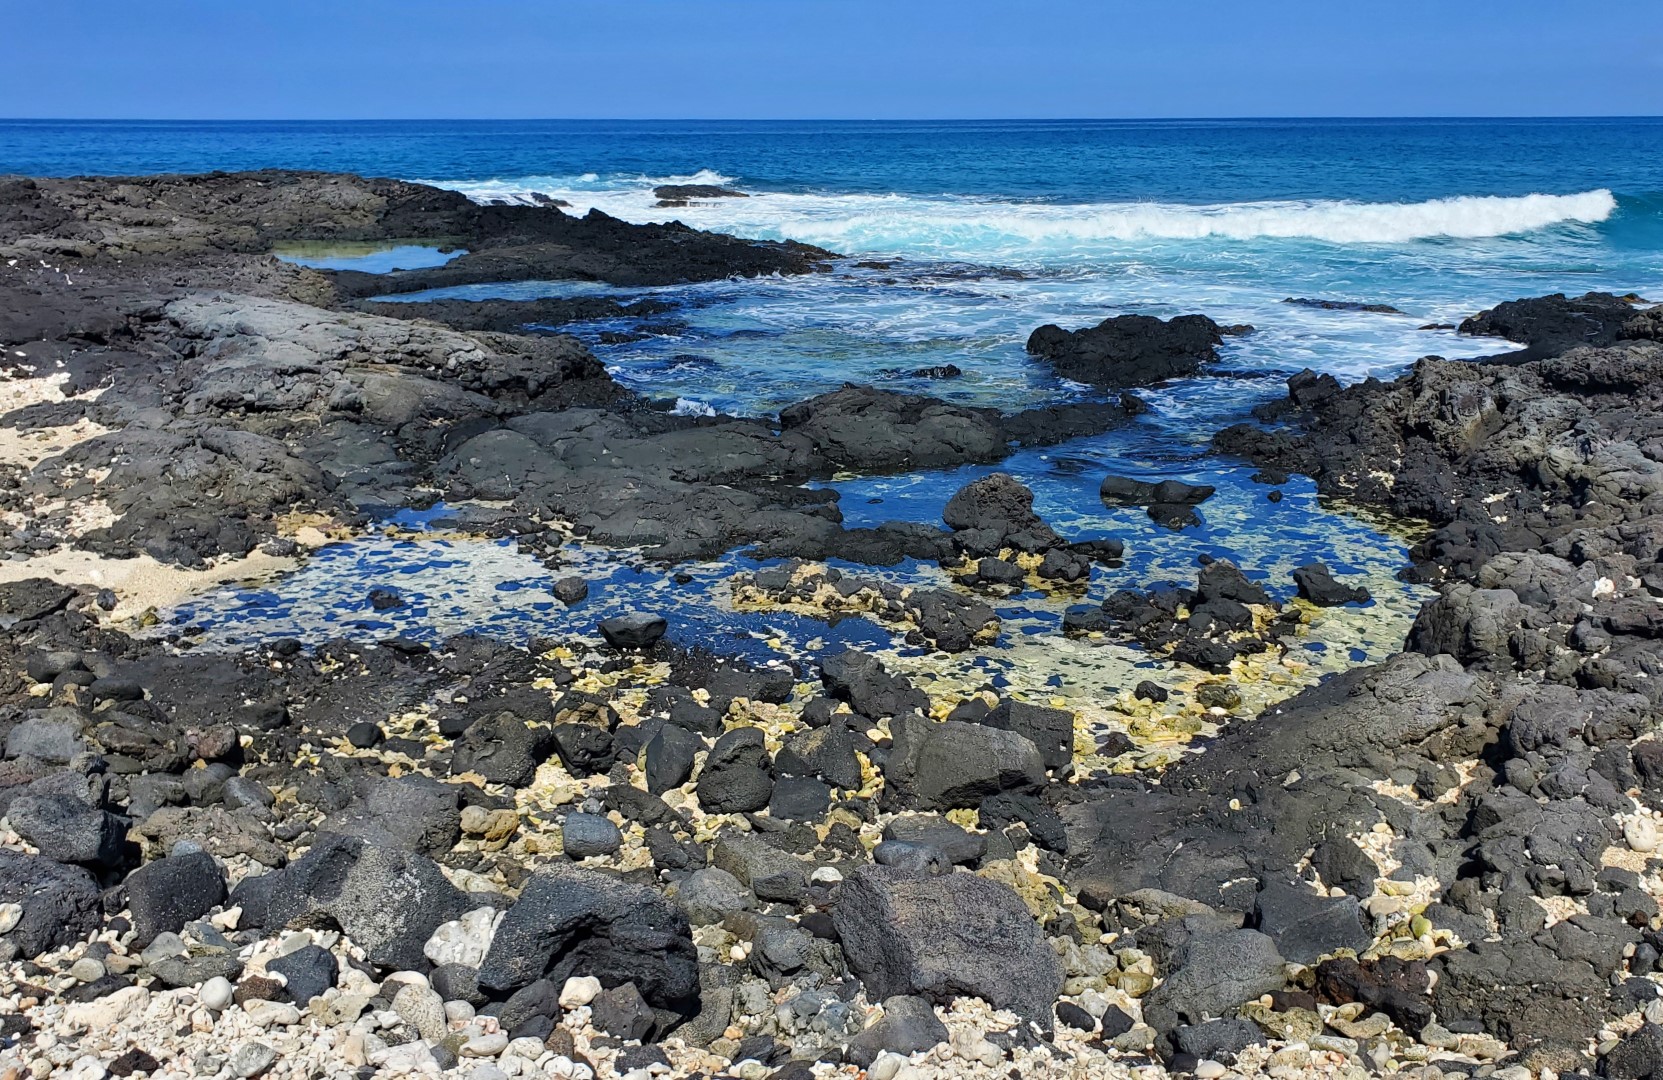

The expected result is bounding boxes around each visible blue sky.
[3,0,1657,119]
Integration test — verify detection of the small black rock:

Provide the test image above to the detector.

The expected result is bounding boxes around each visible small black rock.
[267,944,338,1005]
[1099,1005,1135,1038]
[591,981,655,1041]
[598,613,668,649]
[367,587,405,610]
[1056,1001,1097,1032]
[346,722,384,749]
[1134,680,1169,703]
[553,577,590,605]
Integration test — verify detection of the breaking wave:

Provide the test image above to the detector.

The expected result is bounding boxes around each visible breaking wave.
[432,172,1617,258]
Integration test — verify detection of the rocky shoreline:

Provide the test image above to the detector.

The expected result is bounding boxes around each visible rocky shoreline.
[2,171,1662,1080]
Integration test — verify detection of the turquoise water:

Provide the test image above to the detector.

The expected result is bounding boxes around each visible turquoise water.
[9,118,1661,671]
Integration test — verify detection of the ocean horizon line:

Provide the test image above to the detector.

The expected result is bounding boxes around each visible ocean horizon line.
[3,114,1662,125]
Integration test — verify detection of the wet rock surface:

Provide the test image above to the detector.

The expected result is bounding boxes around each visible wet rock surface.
[1026,312,1232,388]
[0,170,1658,1080]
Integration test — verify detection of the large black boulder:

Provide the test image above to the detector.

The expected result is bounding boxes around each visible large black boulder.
[123,850,227,948]
[1292,563,1370,607]
[7,793,128,868]
[942,473,1061,553]
[476,865,699,1014]
[1140,929,1286,1045]
[0,848,103,956]
[1459,291,1639,361]
[232,833,471,971]
[320,774,461,857]
[695,727,774,813]
[1252,878,1372,965]
[883,713,1046,810]
[644,723,704,795]
[1027,314,1225,388]
[833,865,1063,1023]
[598,613,667,649]
[267,943,339,1005]
[450,712,556,787]
[819,649,929,719]
[981,698,1076,772]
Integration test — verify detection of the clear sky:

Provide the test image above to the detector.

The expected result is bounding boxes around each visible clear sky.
[2,0,1657,120]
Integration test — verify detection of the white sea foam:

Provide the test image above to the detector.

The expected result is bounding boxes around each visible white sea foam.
[670,396,719,417]
[428,172,1616,259]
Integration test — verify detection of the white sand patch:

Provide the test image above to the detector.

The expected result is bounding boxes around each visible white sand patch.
[0,547,294,622]
[0,370,109,471]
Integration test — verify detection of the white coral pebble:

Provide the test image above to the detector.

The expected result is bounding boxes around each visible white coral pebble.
[559,975,601,1008]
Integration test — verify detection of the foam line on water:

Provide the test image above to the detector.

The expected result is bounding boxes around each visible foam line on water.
[430,173,1617,257]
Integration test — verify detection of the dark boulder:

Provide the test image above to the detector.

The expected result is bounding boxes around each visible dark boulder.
[0,578,78,627]
[882,814,988,866]
[1141,929,1286,1042]
[819,649,929,718]
[833,866,1063,1024]
[1459,291,1640,361]
[1314,956,1432,1036]
[561,812,623,859]
[776,723,863,792]
[644,723,703,795]
[981,698,1076,772]
[123,850,227,948]
[1175,1018,1267,1061]
[598,613,667,650]
[1284,297,1404,315]
[321,774,461,857]
[1292,563,1371,607]
[778,385,1006,472]
[654,184,748,204]
[234,833,471,972]
[1100,476,1216,508]
[695,727,774,813]
[267,944,339,1005]
[1100,475,1215,527]
[844,995,949,1068]
[1027,314,1225,388]
[553,577,590,605]
[711,831,808,903]
[1605,1023,1663,1080]
[883,713,1046,810]
[450,712,556,787]
[8,793,128,867]
[767,774,831,820]
[591,981,656,1040]
[0,848,102,956]
[476,865,699,1014]
[1252,879,1372,965]
[942,473,1061,553]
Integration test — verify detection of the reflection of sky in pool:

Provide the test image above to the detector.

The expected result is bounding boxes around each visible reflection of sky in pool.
[273,242,466,273]
[167,477,1430,725]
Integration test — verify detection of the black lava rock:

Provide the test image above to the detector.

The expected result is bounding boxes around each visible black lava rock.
[267,944,339,1004]
[598,613,667,649]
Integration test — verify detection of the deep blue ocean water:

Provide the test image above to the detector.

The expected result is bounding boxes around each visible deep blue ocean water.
[7,119,1662,680]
